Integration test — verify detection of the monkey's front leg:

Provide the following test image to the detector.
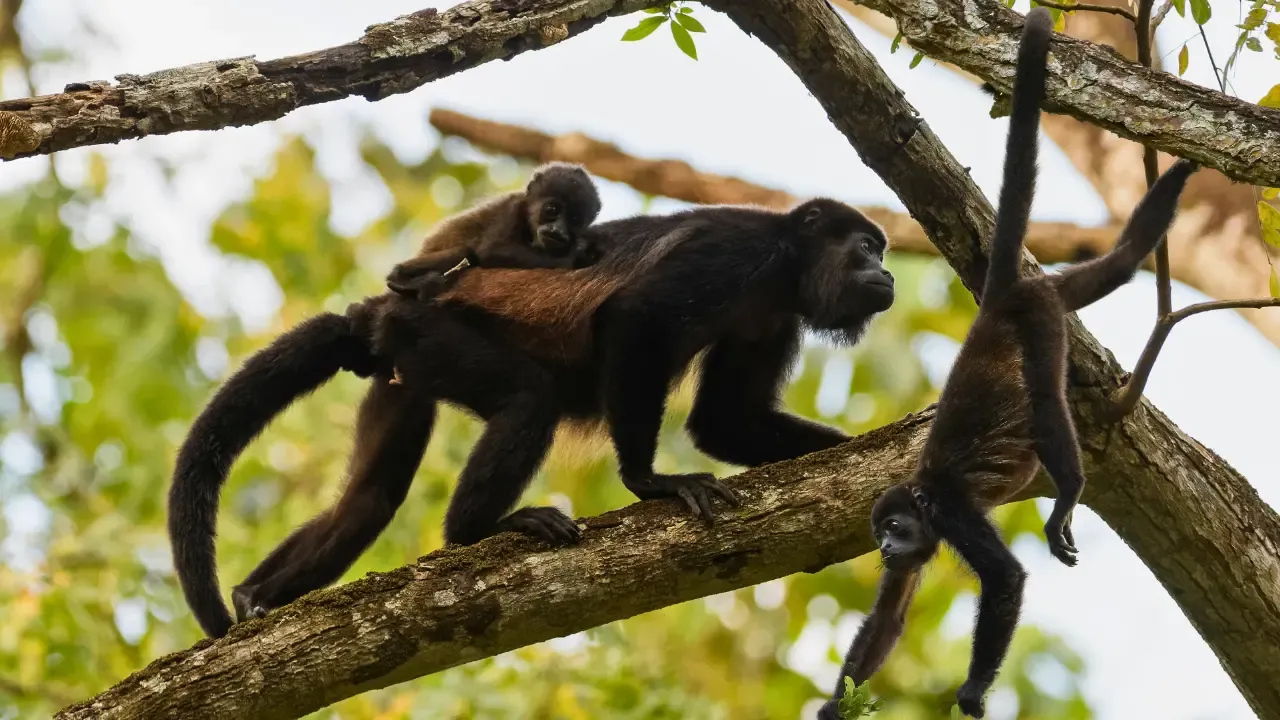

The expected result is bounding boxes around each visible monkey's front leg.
[387,249,471,300]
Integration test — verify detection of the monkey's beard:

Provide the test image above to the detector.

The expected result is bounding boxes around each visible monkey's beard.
[799,266,887,346]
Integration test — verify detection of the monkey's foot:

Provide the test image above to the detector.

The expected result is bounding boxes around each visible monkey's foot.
[387,271,449,301]
[955,680,988,718]
[627,472,741,525]
[389,367,404,385]
[231,585,271,623]
[497,506,582,546]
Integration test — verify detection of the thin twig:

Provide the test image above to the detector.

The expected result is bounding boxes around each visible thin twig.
[1150,0,1174,32]
[1197,24,1227,94]
[1133,0,1172,319]
[1110,299,1280,418]
[1032,0,1137,22]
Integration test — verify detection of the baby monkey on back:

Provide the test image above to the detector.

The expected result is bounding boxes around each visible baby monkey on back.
[819,8,1199,719]
[385,161,603,301]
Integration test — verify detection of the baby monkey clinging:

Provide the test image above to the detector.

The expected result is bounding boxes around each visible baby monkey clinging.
[385,161,603,300]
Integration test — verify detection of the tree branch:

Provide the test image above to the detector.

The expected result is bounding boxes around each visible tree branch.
[848,0,1280,188]
[0,0,665,160]
[427,107,1123,265]
[1033,0,1136,22]
[55,1,1280,718]
[702,0,1280,717]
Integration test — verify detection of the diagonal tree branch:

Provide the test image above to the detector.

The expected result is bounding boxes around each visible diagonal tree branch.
[54,1,1280,719]
[846,0,1280,188]
[428,107,1124,263]
[0,0,665,160]
[429,106,1280,346]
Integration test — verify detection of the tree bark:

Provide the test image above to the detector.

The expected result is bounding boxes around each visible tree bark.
[704,0,1280,716]
[53,0,1280,718]
[0,0,665,160]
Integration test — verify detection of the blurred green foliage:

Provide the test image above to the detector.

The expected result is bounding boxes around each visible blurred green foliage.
[0,129,1091,720]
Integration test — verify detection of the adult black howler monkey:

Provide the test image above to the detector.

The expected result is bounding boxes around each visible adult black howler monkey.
[170,198,897,639]
[817,8,1199,719]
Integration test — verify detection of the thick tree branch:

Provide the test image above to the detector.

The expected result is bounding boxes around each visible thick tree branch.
[56,1,1280,718]
[428,107,1122,264]
[0,0,663,160]
[702,0,1280,716]
[848,0,1280,188]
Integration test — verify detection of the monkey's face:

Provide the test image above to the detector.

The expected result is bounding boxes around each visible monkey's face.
[871,485,937,571]
[525,164,603,256]
[792,199,895,339]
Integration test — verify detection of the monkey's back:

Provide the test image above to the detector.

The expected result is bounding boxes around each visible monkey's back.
[919,300,1039,508]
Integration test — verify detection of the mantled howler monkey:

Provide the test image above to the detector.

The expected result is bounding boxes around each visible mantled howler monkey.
[817,9,1199,719]
[170,198,896,639]
[385,161,602,301]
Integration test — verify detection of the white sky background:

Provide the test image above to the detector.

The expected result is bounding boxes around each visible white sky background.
[4,1,1279,718]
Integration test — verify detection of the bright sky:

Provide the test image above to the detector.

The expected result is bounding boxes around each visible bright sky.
[5,1,1278,718]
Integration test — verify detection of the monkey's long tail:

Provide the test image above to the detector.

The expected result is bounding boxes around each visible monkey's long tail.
[982,7,1052,304]
[168,311,375,638]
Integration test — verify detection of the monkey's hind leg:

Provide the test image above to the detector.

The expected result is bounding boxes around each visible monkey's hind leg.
[1014,290,1084,568]
[232,381,435,621]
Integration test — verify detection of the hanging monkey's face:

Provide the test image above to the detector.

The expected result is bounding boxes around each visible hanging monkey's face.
[870,484,937,571]
[524,163,602,255]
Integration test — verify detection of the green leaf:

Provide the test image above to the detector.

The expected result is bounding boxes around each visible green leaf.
[642,6,666,13]
[1189,0,1211,24]
[675,13,706,32]
[678,5,692,12]
[951,705,964,720]
[1259,83,1280,108]
[671,21,698,59]
[1178,44,1189,75]
[909,51,924,69]
[1172,0,1185,15]
[1267,22,1280,45]
[1263,187,1280,200]
[1241,8,1267,30]
[622,16,666,41]
[1271,268,1280,298]
[1247,37,1264,52]
[890,31,903,54]
[1259,201,1280,248]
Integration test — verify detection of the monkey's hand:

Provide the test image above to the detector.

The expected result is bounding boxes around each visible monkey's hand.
[231,584,270,624]
[387,270,450,301]
[571,238,602,268]
[956,680,987,718]
[622,472,741,525]
[496,507,582,546]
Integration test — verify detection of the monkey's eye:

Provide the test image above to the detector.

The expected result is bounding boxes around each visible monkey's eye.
[804,206,822,224]
[544,202,562,220]
[859,237,874,254]
[884,518,901,533]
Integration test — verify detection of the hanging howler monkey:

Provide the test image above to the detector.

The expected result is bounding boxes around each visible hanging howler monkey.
[170,196,897,639]
[817,9,1199,719]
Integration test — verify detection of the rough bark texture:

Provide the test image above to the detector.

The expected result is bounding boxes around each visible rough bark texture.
[0,0,664,160]
[702,0,1280,716]
[429,107,1125,263]
[431,106,1280,346]
[848,0,1280,188]
[53,1,1280,719]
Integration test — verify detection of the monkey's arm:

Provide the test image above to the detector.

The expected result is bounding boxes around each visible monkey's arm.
[819,567,921,718]
[687,320,848,466]
[386,249,473,299]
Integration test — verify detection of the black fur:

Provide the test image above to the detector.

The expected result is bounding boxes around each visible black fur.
[819,9,1198,718]
[169,197,896,638]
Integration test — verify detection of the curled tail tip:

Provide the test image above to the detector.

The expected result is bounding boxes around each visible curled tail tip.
[1025,6,1054,33]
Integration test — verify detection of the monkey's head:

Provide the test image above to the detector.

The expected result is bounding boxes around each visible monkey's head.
[525,163,603,255]
[789,198,895,342]
[870,484,938,571]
